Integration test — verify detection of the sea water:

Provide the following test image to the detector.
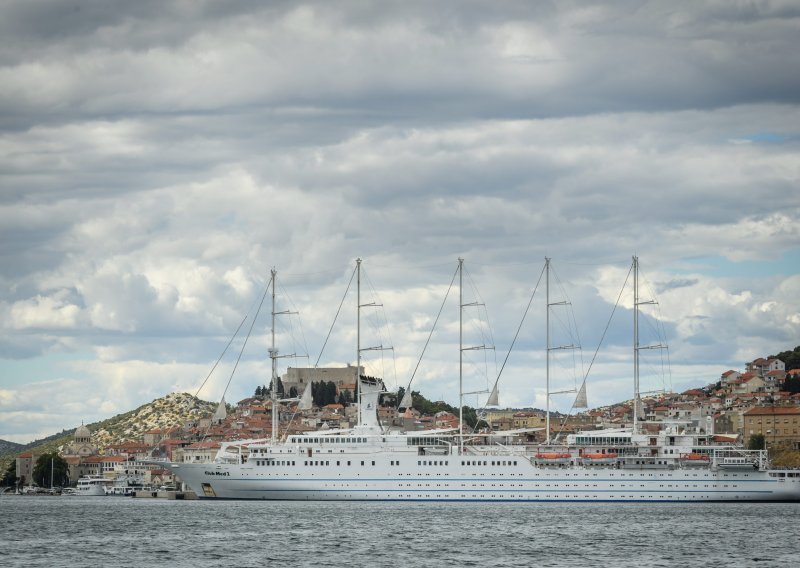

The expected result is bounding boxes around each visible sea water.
[2,497,798,567]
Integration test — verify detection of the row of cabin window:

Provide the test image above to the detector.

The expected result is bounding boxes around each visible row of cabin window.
[460,460,518,466]
[415,460,520,466]
[290,437,368,444]
[302,460,378,466]
[257,459,386,467]
[256,459,521,467]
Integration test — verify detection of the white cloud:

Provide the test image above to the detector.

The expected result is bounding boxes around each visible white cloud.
[1,1,799,442]
[6,291,82,330]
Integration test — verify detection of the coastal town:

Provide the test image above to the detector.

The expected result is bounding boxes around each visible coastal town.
[4,350,800,496]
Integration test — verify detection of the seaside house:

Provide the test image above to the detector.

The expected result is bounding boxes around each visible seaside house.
[764,369,788,392]
[15,451,38,487]
[743,406,800,449]
[721,370,742,386]
[747,357,786,377]
[174,441,222,464]
[731,373,765,395]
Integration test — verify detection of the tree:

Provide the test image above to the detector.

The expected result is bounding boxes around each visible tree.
[747,434,766,451]
[1,460,17,487]
[311,381,320,407]
[784,375,800,394]
[32,453,69,488]
[769,345,800,371]
[325,381,337,406]
[289,386,298,398]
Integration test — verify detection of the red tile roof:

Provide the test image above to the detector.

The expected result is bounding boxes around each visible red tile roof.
[743,406,800,416]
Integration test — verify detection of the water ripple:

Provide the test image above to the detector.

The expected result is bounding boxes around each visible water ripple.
[2,497,798,567]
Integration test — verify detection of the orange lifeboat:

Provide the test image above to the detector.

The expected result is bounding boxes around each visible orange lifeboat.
[534,452,571,465]
[679,453,711,467]
[582,452,618,465]
[681,453,710,461]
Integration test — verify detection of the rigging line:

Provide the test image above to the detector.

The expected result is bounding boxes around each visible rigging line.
[193,313,249,399]
[637,265,672,392]
[560,259,632,267]
[198,275,271,442]
[219,274,272,405]
[362,259,462,271]
[552,266,584,361]
[462,296,497,384]
[314,264,357,367]
[278,280,311,361]
[557,264,635,435]
[194,271,273,400]
[467,261,547,436]
[581,262,634,385]
[553,263,634,442]
[493,262,546,392]
[464,267,496,352]
[362,268,392,359]
[398,263,460,409]
[466,258,552,268]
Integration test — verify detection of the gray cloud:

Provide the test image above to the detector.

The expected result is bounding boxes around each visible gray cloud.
[1,1,799,441]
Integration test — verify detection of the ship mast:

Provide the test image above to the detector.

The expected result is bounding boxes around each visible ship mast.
[459,257,464,453]
[546,258,551,443]
[631,256,666,436]
[355,258,390,429]
[269,268,297,443]
[633,256,640,435]
[357,258,362,426]
[457,258,492,453]
[544,257,577,444]
[270,268,278,443]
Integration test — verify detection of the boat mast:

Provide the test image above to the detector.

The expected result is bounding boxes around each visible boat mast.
[270,268,278,443]
[458,257,464,454]
[269,268,297,443]
[633,256,640,436]
[544,257,576,444]
[545,258,551,444]
[545,257,551,444]
[357,257,362,427]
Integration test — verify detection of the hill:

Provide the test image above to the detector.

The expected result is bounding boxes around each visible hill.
[88,392,217,448]
[0,392,216,475]
[0,439,23,454]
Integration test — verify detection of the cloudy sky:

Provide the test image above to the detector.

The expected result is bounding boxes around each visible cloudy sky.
[1,1,798,443]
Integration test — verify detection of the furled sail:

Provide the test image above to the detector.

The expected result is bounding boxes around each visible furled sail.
[400,389,413,409]
[574,383,588,409]
[298,383,313,410]
[486,383,499,406]
[213,397,228,423]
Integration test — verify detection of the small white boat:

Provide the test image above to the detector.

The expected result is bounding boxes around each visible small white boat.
[76,475,111,496]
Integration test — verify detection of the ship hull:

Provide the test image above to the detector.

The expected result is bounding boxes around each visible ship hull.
[164,459,800,502]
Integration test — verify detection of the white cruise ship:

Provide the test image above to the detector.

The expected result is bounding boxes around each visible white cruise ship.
[159,259,800,502]
[160,375,800,501]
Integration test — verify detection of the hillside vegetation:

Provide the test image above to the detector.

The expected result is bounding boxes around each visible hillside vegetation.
[0,392,216,474]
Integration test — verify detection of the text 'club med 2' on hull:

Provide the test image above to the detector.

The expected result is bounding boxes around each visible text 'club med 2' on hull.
[156,258,800,502]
